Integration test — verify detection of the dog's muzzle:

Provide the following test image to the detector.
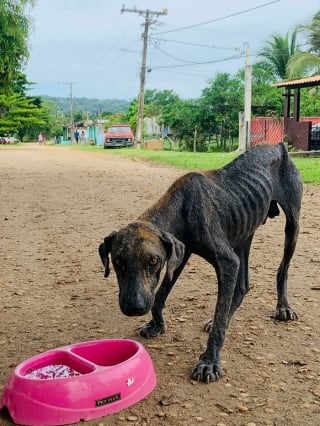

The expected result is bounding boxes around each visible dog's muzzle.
[119,291,153,317]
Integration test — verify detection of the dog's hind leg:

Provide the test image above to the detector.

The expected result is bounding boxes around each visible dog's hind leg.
[275,210,300,321]
[274,151,302,321]
[139,252,192,338]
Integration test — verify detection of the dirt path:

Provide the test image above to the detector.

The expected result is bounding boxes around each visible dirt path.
[0,144,319,426]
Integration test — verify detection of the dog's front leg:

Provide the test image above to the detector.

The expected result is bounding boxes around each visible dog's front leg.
[138,284,168,338]
[139,252,191,338]
[191,251,240,383]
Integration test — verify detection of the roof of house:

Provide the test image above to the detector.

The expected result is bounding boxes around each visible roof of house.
[273,75,320,89]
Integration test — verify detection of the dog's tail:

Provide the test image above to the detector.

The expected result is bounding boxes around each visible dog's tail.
[277,141,290,163]
[276,142,302,185]
[265,143,287,222]
[265,142,302,223]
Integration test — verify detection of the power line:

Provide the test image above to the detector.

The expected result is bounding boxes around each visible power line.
[151,37,240,51]
[150,53,244,71]
[150,40,201,64]
[148,42,313,73]
[153,0,280,35]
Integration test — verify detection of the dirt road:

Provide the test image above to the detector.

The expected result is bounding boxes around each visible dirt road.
[0,144,319,426]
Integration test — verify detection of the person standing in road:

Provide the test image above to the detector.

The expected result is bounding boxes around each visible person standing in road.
[38,132,44,145]
[80,130,86,144]
[74,129,79,144]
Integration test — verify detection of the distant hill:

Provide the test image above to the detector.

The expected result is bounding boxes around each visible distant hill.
[41,96,131,115]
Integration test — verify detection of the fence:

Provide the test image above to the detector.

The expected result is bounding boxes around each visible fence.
[250,117,284,147]
[250,116,320,148]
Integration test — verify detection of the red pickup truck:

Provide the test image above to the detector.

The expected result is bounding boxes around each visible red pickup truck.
[104,124,134,148]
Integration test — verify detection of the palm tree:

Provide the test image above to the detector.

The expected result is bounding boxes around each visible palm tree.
[258,30,299,80]
[287,11,320,77]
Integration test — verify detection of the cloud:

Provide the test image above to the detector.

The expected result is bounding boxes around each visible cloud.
[26,0,320,99]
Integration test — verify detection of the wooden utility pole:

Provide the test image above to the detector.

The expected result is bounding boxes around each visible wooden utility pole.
[70,82,74,143]
[121,6,168,148]
[60,81,74,142]
[244,43,252,149]
[239,44,251,151]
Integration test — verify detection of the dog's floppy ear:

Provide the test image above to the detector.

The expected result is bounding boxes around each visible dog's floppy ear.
[160,231,185,281]
[99,231,117,278]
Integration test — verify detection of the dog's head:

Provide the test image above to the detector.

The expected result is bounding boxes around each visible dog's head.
[99,222,185,316]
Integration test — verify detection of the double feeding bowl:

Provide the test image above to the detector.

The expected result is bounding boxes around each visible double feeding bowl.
[0,339,156,426]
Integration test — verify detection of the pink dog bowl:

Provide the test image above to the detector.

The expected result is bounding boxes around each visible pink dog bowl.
[0,339,156,426]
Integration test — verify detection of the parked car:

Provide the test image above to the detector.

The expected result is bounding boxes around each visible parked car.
[310,122,320,150]
[310,122,320,141]
[0,136,17,144]
[104,124,134,148]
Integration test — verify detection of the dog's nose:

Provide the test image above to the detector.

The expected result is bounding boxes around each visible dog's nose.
[122,302,148,316]
[120,294,150,317]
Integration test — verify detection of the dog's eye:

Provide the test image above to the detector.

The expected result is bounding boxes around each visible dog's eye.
[149,257,158,266]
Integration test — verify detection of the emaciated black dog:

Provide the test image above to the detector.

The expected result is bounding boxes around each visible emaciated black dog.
[99,143,303,383]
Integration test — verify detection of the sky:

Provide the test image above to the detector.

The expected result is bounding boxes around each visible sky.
[25,0,320,101]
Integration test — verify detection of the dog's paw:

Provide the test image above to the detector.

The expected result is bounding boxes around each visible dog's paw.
[275,306,298,321]
[137,320,165,338]
[191,359,223,383]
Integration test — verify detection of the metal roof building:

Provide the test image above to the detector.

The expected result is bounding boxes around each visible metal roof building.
[273,75,320,150]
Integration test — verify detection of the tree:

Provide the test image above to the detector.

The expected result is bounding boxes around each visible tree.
[11,71,33,96]
[42,99,68,138]
[258,30,299,80]
[107,112,126,126]
[0,94,48,141]
[144,89,180,108]
[125,99,138,131]
[199,72,243,149]
[0,0,36,94]
[299,86,320,116]
[164,99,201,150]
[125,89,181,137]
[287,11,320,77]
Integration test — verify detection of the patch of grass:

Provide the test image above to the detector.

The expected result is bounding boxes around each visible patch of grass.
[65,144,238,170]
[50,143,320,184]
[291,157,320,184]
[107,148,238,170]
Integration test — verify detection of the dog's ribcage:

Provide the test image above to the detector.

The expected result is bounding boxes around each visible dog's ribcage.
[216,167,274,245]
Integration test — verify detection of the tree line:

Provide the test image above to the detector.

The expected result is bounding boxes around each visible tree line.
[41,96,130,117]
[1,2,320,148]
